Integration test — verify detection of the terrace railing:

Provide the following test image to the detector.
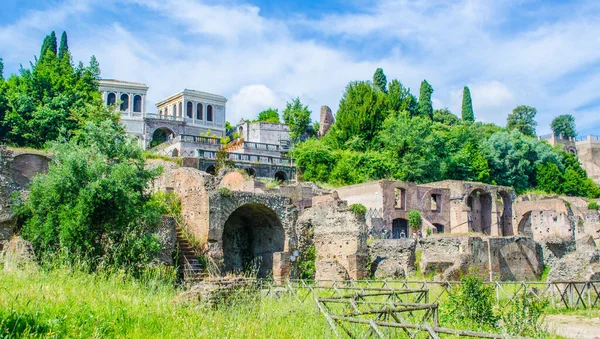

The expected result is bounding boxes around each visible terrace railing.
[197,150,294,166]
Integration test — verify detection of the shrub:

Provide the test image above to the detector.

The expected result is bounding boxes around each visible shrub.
[349,203,367,216]
[588,201,599,210]
[297,244,316,280]
[18,121,165,274]
[444,274,498,331]
[408,210,422,230]
[218,187,232,198]
[501,292,548,337]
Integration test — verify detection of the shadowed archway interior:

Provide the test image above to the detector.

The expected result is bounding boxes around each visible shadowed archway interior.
[222,203,285,278]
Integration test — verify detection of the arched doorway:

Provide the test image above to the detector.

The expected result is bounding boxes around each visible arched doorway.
[205,165,216,175]
[517,211,533,236]
[274,171,287,182]
[499,191,513,236]
[392,218,408,238]
[222,203,285,278]
[171,148,179,157]
[151,127,174,147]
[467,189,492,235]
[245,168,256,177]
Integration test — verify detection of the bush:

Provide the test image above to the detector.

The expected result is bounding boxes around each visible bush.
[18,121,165,274]
[408,210,422,230]
[349,203,367,216]
[444,274,498,331]
[588,201,599,210]
[297,244,316,280]
[218,187,232,198]
[501,292,548,337]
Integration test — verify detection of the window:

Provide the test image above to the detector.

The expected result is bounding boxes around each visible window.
[107,93,116,105]
[186,101,193,118]
[431,194,441,212]
[172,104,177,116]
[120,93,129,111]
[178,102,183,117]
[196,103,203,120]
[395,188,406,210]
[133,95,142,113]
[207,105,213,121]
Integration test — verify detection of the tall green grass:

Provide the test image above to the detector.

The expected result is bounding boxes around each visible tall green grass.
[0,269,329,338]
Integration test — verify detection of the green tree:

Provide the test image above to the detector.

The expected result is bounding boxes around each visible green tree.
[506,105,537,137]
[0,57,3,80]
[535,162,564,193]
[58,31,69,60]
[551,114,576,139]
[417,79,434,119]
[19,121,165,272]
[282,97,311,142]
[328,81,388,148]
[291,138,336,183]
[40,31,58,59]
[372,68,387,93]
[387,79,417,116]
[461,86,474,122]
[433,108,460,125]
[256,108,280,123]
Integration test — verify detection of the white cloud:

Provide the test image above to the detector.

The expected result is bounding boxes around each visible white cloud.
[228,85,285,123]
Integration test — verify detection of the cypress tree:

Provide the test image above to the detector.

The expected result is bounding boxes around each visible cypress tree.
[373,68,387,93]
[0,58,3,80]
[461,86,474,122]
[48,31,58,56]
[417,80,434,119]
[40,35,50,58]
[59,31,69,59]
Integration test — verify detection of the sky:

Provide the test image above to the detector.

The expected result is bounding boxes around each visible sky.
[1,0,600,135]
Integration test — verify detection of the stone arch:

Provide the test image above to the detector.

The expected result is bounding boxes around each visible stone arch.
[186,101,193,119]
[120,93,129,111]
[207,105,213,121]
[499,191,513,236]
[392,218,408,238]
[245,168,256,177]
[107,92,116,105]
[205,165,216,175]
[466,188,492,235]
[222,203,285,278]
[133,95,142,113]
[151,127,174,146]
[196,103,203,120]
[171,148,179,157]
[274,171,287,182]
[517,211,533,236]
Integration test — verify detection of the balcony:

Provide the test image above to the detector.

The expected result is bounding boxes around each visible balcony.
[197,150,294,166]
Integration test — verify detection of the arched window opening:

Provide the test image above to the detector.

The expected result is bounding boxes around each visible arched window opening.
[245,168,256,177]
[467,189,492,235]
[179,102,183,117]
[120,93,129,111]
[186,101,193,119]
[172,104,177,117]
[107,93,116,105]
[133,95,142,113]
[207,105,213,121]
[196,103,203,120]
[274,171,287,182]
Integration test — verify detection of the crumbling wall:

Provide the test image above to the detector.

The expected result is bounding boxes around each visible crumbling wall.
[419,235,543,281]
[156,216,177,266]
[11,152,50,187]
[0,146,16,245]
[297,195,368,280]
[369,239,416,278]
[538,236,577,267]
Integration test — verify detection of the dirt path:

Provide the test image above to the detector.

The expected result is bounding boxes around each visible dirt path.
[545,314,600,339]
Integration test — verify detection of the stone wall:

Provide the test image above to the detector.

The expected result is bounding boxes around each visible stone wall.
[11,152,50,187]
[419,235,543,281]
[369,239,416,278]
[297,195,368,280]
[0,146,16,244]
[156,216,177,266]
[318,105,334,137]
[576,136,600,185]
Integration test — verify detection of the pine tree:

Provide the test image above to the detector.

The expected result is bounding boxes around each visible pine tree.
[373,68,387,93]
[58,31,69,59]
[0,57,4,80]
[48,31,58,56]
[461,86,474,122]
[418,80,434,119]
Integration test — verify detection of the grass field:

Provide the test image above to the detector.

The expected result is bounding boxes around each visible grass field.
[0,268,329,338]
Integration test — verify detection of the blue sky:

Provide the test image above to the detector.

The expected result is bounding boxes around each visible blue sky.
[1,0,600,135]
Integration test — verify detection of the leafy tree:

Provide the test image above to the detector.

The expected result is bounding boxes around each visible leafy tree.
[328,81,388,148]
[0,32,111,147]
[387,79,417,116]
[225,121,234,134]
[329,150,392,186]
[58,31,69,60]
[417,79,434,119]
[291,138,336,183]
[372,68,387,93]
[282,97,311,142]
[408,210,422,230]
[461,86,474,122]
[506,105,537,137]
[256,108,280,123]
[444,142,491,183]
[19,121,165,273]
[433,108,460,126]
[445,274,498,331]
[0,57,3,80]
[551,114,576,139]
[535,162,564,194]
[40,31,58,59]
[560,152,599,197]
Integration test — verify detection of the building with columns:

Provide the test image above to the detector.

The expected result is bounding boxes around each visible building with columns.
[98,80,226,147]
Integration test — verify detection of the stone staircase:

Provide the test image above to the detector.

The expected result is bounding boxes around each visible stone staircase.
[176,226,206,281]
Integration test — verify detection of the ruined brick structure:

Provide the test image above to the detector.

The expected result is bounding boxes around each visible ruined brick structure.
[0,146,16,243]
[318,105,334,137]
